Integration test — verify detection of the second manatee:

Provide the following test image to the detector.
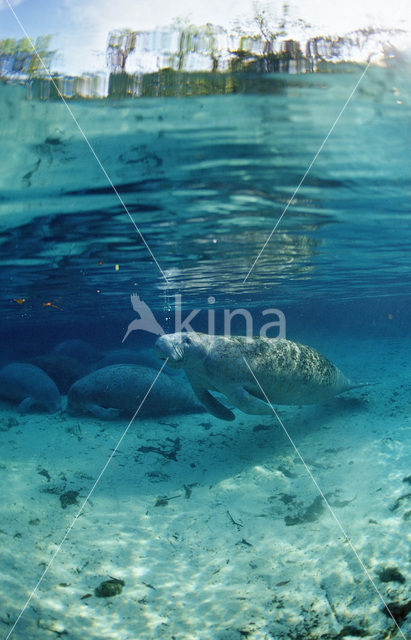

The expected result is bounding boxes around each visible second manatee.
[67,364,203,420]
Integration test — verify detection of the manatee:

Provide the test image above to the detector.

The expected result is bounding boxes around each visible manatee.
[0,363,62,413]
[94,348,148,369]
[29,355,90,393]
[67,364,203,420]
[52,339,100,365]
[94,347,178,375]
[154,332,368,421]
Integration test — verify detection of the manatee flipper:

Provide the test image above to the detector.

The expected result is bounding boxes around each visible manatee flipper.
[188,377,235,421]
[18,397,34,414]
[224,386,273,416]
[87,404,120,420]
[196,388,235,421]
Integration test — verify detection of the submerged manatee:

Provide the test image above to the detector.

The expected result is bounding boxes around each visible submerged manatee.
[67,364,203,420]
[29,355,89,393]
[0,363,62,413]
[52,339,100,365]
[155,332,368,421]
[94,347,178,376]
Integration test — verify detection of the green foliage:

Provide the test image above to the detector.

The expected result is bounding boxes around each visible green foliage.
[106,29,137,73]
[228,1,309,72]
[0,35,55,78]
[102,2,402,83]
[165,20,224,72]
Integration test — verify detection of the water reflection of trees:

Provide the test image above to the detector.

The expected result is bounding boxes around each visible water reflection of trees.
[104,17,403,100]
[0,4,404,99]
[0,36,55,79]
[106,30,137,73]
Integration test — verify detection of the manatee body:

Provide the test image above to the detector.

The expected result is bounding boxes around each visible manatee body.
[29,355,89,393]
[67,364,203,420]
[94,348,148,369]
[52,339,100,365]
[154,332,367,421]
[94,348,178,376]
[0,363,62,413]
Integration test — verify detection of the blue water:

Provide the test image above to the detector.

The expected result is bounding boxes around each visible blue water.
[0,65,410,639]
[1,66,410,344]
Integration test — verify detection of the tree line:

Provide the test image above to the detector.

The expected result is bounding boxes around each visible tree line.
[0,6,402,94]
[0,35,54,79]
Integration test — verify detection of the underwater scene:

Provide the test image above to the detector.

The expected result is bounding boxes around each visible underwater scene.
[0,3,411,640]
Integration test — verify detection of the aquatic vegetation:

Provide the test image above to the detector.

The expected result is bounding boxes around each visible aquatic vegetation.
[377,567,406,584]
[284,495,324,526]
[59,490,79,510]
[94,578,125,598]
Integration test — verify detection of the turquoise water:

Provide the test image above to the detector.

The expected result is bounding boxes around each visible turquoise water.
[0,66,410,639]
[1,67,410,326]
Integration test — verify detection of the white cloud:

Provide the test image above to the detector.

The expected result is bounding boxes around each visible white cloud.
[64,0,247,32]
[295,0,411,33]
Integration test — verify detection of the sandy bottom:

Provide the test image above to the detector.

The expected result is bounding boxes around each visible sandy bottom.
[0,337,410,640]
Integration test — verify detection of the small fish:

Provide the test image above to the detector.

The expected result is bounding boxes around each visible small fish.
[43,301,63,310]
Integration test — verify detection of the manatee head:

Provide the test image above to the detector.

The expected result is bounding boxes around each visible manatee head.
[31,376,62,414]
[0,362,62,414]
[155,332,208,369]
[27,395,61,414]
[44,394,63,414]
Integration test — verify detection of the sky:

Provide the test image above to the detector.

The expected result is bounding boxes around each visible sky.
[0,0,410,74]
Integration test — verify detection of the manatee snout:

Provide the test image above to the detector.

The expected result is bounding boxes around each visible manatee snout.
[154,335,184,367]
[46,396,63,414]
[20,395,62,415]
